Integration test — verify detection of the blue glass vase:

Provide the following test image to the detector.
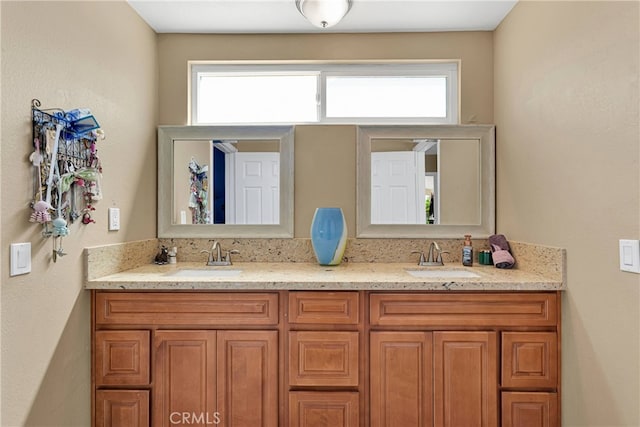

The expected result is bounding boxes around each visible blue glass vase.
[310,207,347,266]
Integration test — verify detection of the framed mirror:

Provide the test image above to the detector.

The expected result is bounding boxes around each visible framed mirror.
[158,125,294,238]
[357,125,495,238]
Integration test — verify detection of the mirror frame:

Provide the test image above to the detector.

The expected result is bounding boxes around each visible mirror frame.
[357,124,495,238]
[158,125,294,238]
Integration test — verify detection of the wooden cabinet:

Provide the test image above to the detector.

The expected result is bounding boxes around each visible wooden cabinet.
[289,331,359,387]
[95,330,150,387]
[502,332,558,389]
[287,292,361,427]
[501,332,559,426]
[153,329,278,427]
[216,330,279,427]
[502,392,558,427]
[289,291,359,325]
[153,330,217,427]
[370,331,498,427]
[370,332,433,427]
[95,390,149,427]
[93,292,279,427]
[433,331,498,427]
[93,290,560,427]
[368,292,560,427]
[289,392,359,427]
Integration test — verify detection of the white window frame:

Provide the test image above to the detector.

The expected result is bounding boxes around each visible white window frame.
[190,61,459,125]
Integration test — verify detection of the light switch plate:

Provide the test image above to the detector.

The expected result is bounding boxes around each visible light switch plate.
[619,239,640,273]
[108,207,120,231]
[10,242,31,276]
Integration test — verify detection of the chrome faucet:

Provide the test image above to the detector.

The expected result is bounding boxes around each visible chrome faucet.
[413,241,448,266]
[211,240,222,264]
[201,240,239,266]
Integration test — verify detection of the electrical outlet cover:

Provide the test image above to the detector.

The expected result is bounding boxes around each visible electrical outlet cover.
[108,207,120,231]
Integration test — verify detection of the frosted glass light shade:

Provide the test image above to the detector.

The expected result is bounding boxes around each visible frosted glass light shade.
[296,0,352,28]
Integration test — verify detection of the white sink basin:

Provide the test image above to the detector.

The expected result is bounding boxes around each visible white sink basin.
[405,269,480,279]
[166,269,243,278]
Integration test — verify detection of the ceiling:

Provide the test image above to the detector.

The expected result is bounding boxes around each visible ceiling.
[127,0,518,34]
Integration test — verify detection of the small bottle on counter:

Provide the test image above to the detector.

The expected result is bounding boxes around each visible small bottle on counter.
[462,235,473,266]
[168,246,177,264]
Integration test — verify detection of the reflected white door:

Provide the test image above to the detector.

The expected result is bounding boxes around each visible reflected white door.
[371,151,426,224]
[232,152,279,224]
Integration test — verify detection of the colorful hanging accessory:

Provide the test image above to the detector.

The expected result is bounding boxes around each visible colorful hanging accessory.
[29,99,105,262]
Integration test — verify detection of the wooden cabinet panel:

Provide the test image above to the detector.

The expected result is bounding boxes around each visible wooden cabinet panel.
[153,330,217,427]
[96,390,149,427]
[96,292,279,326]
[289,331,359,387]
[370,332,433,427]
[289,392,359,427]
[95,330,150,386]
[502,332,558,390]
[434,331,498,427]
[289,292,359,325]
[217,330,278,427]
[502,392,558,427]
[370,293,557,327]
[92,290,560,427]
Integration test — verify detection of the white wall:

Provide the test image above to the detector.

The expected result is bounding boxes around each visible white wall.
[495,2,640,425]
[0,1,158,424]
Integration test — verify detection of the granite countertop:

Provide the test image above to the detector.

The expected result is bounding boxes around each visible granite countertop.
[85,261,564,291]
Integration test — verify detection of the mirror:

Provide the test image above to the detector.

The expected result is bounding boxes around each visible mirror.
[158,126,294,238]
[357,125,495,238]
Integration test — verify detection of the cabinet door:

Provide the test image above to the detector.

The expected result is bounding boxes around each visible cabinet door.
[153,331,217,427]
[289,392,359,427]
[96,390,149,427]
[217,330,278,427]
[95,330,150,386]
[434,331,498,427]
[289,331,359,387]
[502,392,558,427]
[370,332,433,427]
[502,332,558,389]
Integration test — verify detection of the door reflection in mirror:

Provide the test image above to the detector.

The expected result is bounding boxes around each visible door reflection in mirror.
[370,137,480,225]
[173,139,279,225]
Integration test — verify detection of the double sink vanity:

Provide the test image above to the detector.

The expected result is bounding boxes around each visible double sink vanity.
[87,238,564,427]
[88,125,564,427]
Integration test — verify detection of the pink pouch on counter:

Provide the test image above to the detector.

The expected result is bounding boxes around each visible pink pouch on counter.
[489,234,515,269]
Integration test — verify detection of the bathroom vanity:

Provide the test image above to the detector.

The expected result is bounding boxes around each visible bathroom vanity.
[88,258,563,427]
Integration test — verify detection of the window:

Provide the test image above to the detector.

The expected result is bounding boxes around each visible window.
[191,62,458,125]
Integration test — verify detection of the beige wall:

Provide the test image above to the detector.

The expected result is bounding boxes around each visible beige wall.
[439,139,480,225]
[0,1,158,425]
[158,32,494,236]
[495,2,639,426]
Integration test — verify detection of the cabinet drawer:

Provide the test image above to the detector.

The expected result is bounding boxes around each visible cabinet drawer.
[96,330,150,386]
[370,293,557,327]
[95,292,278,326]
[289,331,359,386]
[289,392,359,427]
[289,292,359,325]
[502,392,558,427]
[502,332,558,389]
[96,390,149,427]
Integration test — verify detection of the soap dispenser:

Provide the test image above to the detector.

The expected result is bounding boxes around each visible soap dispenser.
[462,235,473,266]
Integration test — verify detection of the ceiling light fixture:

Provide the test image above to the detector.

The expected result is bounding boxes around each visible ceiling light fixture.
[295,0,353,29]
